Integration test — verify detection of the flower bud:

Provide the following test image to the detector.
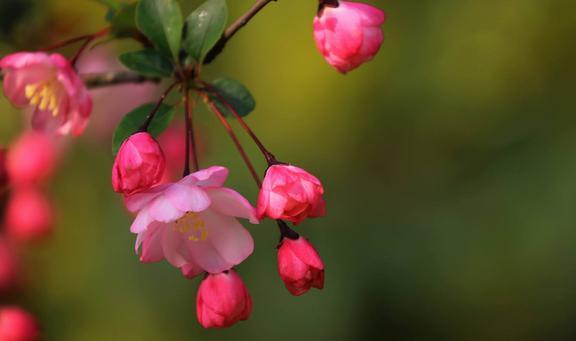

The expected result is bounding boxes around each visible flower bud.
[6,132,57,185]
[196,270,252,328]
[0,306,39,341]
[5,187,54,242]
[112,132,165,195]
[0,239,20,293]
[314,1,385,73]
[257,165,326,224]
[278,236,325,296]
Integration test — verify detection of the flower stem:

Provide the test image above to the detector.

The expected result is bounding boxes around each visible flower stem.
[201,82,278,165]
[140,81,180,132]
[277,220,299,240]
[205,96,262,187]
[184,87,200,174]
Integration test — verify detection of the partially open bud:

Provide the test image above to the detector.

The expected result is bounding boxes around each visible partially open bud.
[314,0,385,73]
[0,306,39,341]
[0,239,20,293]
[112,132,165,195]
[6,132,57,185]
[278,236,325,296]
[196,270,252,329]
[5,187,54,242]
[257,165,326,224]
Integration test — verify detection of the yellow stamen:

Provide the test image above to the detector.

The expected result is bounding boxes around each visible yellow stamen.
[24,81,61,117]
[173,212,209,242]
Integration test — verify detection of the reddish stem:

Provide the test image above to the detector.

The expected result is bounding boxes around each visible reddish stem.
[206,97,262,187]
[184,87,200,174]
[140,81,180,132]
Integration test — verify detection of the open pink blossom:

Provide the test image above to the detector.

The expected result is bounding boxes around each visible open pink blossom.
[126,166,258,278]
[0,306,39,341]
[5,187,54,242]
[112,132,165,196]
[6,131,57,185]
[0,52,92,136]
[196,270,252,328]
[257,165,326,224]
[278,236,325,296]
[314,1,385,73]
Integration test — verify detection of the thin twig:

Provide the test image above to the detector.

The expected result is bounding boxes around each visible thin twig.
[80,72,160,88]
[205,0,277,63]
[205,96,262,187]
[140,81,180,132]
[185,87,200,173]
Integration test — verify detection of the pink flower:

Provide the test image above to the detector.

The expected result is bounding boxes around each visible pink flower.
[112,132,165,196]
[126,166,258,277]
[5,187,54,242]
[0,306,39,341]
[257,165,326,224]
[6,132,57,186]
[0,239,20,293]
[0,52,92,136]
[278,236,325,296]
[196,270,252,328]
[314,1,385,73]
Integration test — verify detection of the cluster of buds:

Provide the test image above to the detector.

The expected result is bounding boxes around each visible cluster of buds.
[0,0,386,334]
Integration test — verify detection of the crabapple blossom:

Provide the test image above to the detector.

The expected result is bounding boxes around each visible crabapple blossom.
[126,166,258,277]
[196,270,252,328]
[112,132,165,196]
[257,165,326,224]
[314,0,385,73]
[5,132,57,185]
[0,52,92,136]
[278,236,325,296]
[5,187,54,242]
[0,306,39,341]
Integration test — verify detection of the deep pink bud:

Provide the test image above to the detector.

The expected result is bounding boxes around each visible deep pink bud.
[5,187,54,242]
[0,307,39,341]
[0,239,20,293]
[257,165,326,224]
[278,236,325,296]
[196,270,253,329]
[112,132,165,195]
[6,132,57,185]
[314,1,385,73]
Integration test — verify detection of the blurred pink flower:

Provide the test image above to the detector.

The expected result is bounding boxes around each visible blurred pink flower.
[0,148,7,189]
[0,238,20,293]
[5,187,54,243]
[0,306,39,341]
[257,165,326,224]
[196,270,252,328]
[76,46,159,139]
[126,166,258,277]
[112,132,165,196]
[0,52,92,135]
[314,1,385,73]
[278,236,324,296]
[5,132,57,186]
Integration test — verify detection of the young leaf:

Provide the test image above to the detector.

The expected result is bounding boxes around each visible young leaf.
[184,0,228,62]
[208,78,256,117]
[119,50,174,78]
[112,103,175,155]
[136,0,183,60]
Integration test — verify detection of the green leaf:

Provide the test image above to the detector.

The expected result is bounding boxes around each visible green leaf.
[184,0,228,62]
[112,103,175,155]
[110,2,138,38]
[119,50,174,78]
[208,78,256,117]
[136,0,183,60]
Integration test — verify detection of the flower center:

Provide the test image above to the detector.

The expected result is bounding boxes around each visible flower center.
[25,81,60,116]
[173,212,208,242]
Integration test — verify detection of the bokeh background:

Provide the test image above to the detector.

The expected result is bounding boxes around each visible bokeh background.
[1,0,576,340]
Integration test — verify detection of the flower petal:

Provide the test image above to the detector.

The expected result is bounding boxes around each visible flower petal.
[206,188,258,224]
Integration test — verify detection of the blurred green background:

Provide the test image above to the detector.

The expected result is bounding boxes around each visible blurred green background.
[1,0,576,340]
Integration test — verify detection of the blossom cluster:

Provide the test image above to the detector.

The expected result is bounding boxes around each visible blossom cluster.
[0,0,385,336]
